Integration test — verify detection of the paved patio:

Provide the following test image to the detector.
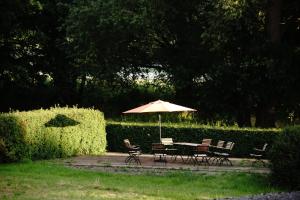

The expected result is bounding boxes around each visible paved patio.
[65,152,270,174]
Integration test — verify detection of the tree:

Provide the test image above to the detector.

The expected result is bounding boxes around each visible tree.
[149,0,214,107]
[36,0,76,105]
[0,0,45,111]
[198,0,300,127]
[65,0,157,105]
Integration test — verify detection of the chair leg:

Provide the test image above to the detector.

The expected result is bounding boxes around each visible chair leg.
[180,155,185,163]
[125,156,131,163]
[226,158,232,166]
[193,156,198,166]
[193,156,209,166]
[210,157,216,165]
[214,157,221,165]
[127,156,133,164]
[134,155,141,165]
[171,154,177,161]
[128,155,138,165]
[203,156,209,166]
[219,157,231,166]
[129,157,136,165]
[210,157,215,165]
[125,154,141,165]
[218,158,223,166]
[207,156,213,165]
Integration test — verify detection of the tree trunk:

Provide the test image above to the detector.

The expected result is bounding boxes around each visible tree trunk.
[236,110,251,127]
[267,0,282,44]
[255,106,276,128]
[78,74,87,104]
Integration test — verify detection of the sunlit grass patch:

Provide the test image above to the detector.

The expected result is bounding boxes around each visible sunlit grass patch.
[0,160,281,200]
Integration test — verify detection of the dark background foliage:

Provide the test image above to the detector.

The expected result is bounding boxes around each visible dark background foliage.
[1,0,300,127]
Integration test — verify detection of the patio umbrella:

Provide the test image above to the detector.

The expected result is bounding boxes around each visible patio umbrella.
[123,100,196,141]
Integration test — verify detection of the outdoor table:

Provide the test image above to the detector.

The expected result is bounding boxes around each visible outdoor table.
[173,143,209,164]
[174,142,201,146]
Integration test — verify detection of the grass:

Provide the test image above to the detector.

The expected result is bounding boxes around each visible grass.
[0,160,280,200]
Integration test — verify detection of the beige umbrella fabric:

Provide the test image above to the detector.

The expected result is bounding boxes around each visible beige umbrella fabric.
[123,100,196,141]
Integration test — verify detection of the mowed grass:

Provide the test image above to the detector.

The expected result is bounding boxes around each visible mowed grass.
[0,160,280,200]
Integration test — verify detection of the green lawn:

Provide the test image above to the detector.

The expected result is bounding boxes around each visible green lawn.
[0,160,280,200]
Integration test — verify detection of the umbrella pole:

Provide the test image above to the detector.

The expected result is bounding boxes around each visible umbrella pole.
[159,114,161,143]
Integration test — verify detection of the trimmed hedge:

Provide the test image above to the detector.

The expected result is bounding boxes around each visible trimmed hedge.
[0,107,106,162]
[269,126,300,189]
[106,122,279,157]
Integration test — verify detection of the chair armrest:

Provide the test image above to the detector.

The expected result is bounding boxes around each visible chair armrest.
[130,146,141,151]
[210,146,224,151]
[253,148,264,152]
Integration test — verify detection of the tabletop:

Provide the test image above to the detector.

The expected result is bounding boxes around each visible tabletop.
[174,142,208,147]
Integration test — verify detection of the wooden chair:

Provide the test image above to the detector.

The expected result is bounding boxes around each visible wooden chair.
[123,139,141,165]
[193,145,210,166]
[161,138,178,161]
[212,141,235,166]
[201,138,212,146]
[250,143,268,167]
[152,143,167,164]
[213,140,225,148]
[210,140,225,164]
[218,142,235,166]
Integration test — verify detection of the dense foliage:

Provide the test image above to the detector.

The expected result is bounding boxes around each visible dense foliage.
[106,121,278,157]
[1,0,300,127]
[269,126,300,189]
[0,107,106,162]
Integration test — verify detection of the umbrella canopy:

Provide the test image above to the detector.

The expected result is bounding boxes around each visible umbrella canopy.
[123,100,196,141]
[123,100,196,113]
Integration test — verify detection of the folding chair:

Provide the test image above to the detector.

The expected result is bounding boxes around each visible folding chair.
[215,142,235,166]
[193,145,210,166]
[201,138,212,146]
[161,138,178,161]
[210,140,225,164]
[250,143,268,167]
[152,143,167,164]
[123,139,141,165]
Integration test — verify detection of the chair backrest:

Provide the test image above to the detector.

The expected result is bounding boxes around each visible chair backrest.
[123,139,132,149]
[152,143,165,151]
[195,145,209,152]
[262,143,268,151]
[224,142,233,150]
[201,138,212,145]
[229,142,235,150]
[216,140,225,148]
[161,138,173,145]
[231,142,235,150]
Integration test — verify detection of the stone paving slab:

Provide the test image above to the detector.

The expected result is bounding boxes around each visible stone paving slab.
[66,152,270,174]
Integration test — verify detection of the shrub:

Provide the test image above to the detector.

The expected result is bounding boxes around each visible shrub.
[269,126,300,189]
[106,121,279,157]
[0,107,106,162]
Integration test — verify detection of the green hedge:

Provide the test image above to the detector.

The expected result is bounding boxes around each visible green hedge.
[269,126,300,189]
[106,122,279,157]
[0,107,106,162]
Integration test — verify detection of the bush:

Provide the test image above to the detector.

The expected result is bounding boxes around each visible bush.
[269,126,300,189]
[106,121,279,157]
[0,107,106,162]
